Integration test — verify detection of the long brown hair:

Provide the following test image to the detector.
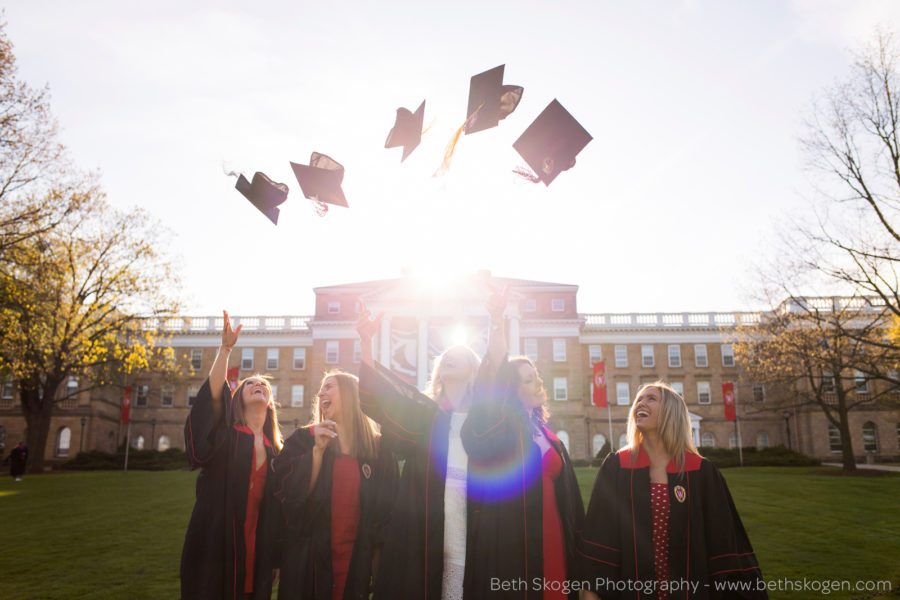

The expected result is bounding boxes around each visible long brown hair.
[231,375,284,452]
[311,370,379,463]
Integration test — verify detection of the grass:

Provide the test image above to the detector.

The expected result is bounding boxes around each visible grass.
[1,467,898,599]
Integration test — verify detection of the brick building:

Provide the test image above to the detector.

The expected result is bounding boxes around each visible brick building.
[1,272,897,465]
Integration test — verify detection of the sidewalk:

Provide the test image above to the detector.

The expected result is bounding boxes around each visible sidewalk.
[821,462,900,472]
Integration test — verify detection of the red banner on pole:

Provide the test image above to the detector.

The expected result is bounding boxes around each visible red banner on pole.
[592,361,607,408]
[227,366,240,391]
[121,386,132,424]
[722,382,736,421]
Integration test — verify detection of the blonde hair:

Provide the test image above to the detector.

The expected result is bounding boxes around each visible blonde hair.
[311,370,379,463]
[626,381,698,472]
[424,345,481,406]
[231,374,284,452]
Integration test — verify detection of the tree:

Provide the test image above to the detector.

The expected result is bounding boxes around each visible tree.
[0,20,183,472]
[733,297,898,471]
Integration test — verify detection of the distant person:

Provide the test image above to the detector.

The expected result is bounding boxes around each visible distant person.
[579,382,767,600]
[180,311,283,600]
[273,370,398,600]
[7,441,27,481]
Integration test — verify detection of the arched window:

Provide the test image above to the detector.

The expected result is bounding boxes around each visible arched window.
[56,427,71,457]
[828,424,841,453]
[592,433,607,457]
[555,431,570,453]
[862,422,879,452]
[158,435,171,451]
[133,435,145,450]
[756,431,769,449]
[107,431,116,452]
[0,425,7,451]
[728,432,739,449]
[618,433,628,451]
[701,432,715,448]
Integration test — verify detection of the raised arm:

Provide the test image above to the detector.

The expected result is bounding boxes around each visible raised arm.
[209,310,242,424]
[480,284,509,381]
[356,305,383,367]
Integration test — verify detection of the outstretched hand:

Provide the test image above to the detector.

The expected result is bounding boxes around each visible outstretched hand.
[486,284,510,324]
[356,303,384,344]
[221,310,242,349]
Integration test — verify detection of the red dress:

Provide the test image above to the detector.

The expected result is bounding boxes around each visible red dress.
[651,482,670,600]
[243,449,269,594]
[541,446,567,600]
[330,454,361,600]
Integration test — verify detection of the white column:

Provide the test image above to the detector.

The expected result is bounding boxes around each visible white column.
[417,317,429,390]
[508,316,520,356]
[378,316,392,368]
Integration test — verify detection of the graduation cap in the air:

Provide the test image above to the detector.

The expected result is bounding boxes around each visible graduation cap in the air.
[234,172,289,225]
[465,64,523,135]
[385,100,425,162]
[513,99,592,186]
[289,152,348,208]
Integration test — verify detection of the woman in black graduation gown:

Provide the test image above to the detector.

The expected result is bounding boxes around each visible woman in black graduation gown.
[460,324,585,599]
[579,382,767,600]
[181,311,284,600]
[273,370,397,600]
[354,289,507,600]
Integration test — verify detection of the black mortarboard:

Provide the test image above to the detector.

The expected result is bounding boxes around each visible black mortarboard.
[465,64,523,135]
[385,100,425,162]
[234,172,289,225]
[512,99,592,186]
[289,153,348,208]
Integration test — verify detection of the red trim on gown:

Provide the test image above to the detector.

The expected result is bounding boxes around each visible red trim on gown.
[651,482,670,600]
[541,447,566,600]
[331,454,361,600]
[244,453,268,593]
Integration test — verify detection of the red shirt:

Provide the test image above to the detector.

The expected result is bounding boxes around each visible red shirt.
[330,454,361,600]
[243,440,270,594]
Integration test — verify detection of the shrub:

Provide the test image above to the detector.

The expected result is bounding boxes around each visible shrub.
[61,446,188,471]
[700,445,819,468]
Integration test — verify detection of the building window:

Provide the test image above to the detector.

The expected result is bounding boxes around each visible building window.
[615,345,628,368]
[721,344,735,367]
[553,378,567,401]
[293,348,306,370]
[551,298,565,312]
[325,341,339,364]
[161,385,174,407]
[822,371,836,394]
[592,433,607,456]
[60,376,79,409]
[266,348,279,370]
[327,301,340,315]
[353,340,362,364]
[524,298,537,312]
[641,345,654,368]
[671,382,684,398]
[752,383,765,402]
[694,344,708,368]
[697,382,711,405]
[524,339,538,362]
[616,382,630,405]
[855,371,869,394]
[756,432,769,449]
[728,432,740,449]
[190,349,203,370]
[56,427,71,457]
[158,435,171,451]
[828,424,842,453]
[1,377,13,400]
[553,339,566,362]
[556,430,570,453]
[291,385,304,408]
[862,422,879,452]
[668,345,681,368]
[241,348,254,370]
[588,345,602,365]
[133,435,145,450]
[187,385,199,407]
[701,432,715,447]
[135,385,149,407]
[889,370,900,394]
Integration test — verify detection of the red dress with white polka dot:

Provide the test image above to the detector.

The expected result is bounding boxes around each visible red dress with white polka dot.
[651,482,670,600]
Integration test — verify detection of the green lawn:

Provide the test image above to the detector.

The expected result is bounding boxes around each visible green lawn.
[0,467,898,599]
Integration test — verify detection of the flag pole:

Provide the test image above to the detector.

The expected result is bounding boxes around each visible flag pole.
[124,420,131,472]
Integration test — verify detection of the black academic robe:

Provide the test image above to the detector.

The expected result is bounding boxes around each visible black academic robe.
[461,398,586,599]
[180,379,280,600]
[358,360,462,600]
[272,427,398,600]
[578,448,767,600]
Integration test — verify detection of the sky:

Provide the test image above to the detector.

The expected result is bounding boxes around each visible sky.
[4,0,900,317]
